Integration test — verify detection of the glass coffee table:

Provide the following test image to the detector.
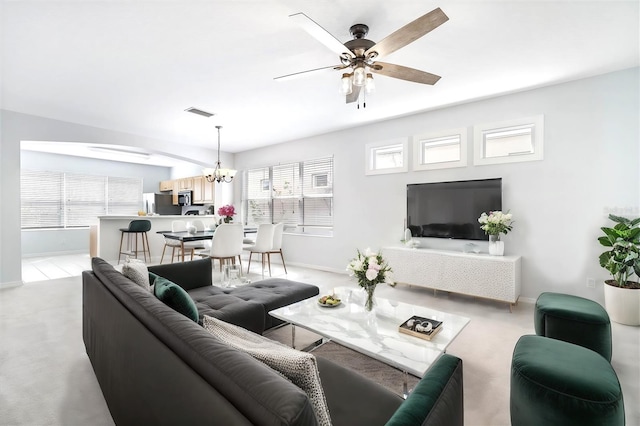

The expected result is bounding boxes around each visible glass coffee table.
[269,287,470,396]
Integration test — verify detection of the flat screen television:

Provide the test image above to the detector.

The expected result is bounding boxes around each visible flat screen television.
[407,178,502,241]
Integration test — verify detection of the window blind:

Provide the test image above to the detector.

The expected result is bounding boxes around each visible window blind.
[108,176,142,215]
[244,157,333,234]
[272,163,301,227]
[65,173,106,227]
[246,167,272,225]
[21,170,64,229]
[20,169,143,229]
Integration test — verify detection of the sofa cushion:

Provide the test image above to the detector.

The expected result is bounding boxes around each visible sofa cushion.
[203,315,332,426]
[122,258,151,291]
[187,286,266,333]
[227,278,320,329]
[148,258,213,291]
[154,276,199,322]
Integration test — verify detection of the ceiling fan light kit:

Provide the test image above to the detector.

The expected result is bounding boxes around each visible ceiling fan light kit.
[279,7,449,108]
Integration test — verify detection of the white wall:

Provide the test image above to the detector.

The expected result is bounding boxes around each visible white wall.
[21,150,173,193]
[2,68,637,299]
[234,68,639,302]
[0,110,230,287]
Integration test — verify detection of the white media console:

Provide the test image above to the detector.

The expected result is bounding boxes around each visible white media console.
[383,246,522,311]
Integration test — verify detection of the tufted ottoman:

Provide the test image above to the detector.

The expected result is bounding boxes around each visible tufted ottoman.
[534,292,612,361]
[510,335,625,426]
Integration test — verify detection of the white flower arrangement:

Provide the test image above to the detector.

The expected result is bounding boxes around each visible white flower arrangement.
[478,211,514,236]
[346,248,395,288]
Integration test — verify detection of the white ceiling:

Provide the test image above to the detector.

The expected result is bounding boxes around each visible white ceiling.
[2,0,639,158]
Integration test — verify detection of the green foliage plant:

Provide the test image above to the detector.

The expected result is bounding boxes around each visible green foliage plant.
[598,214,640,288]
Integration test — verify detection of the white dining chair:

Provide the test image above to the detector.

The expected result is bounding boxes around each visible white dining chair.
[199,223,244,272]
[269,222,287,274]
[160,220,185,263]
[191,219,212,250]
[245,223,275,278]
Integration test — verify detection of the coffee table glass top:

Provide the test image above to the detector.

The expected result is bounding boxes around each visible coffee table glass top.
[269,287,470,377]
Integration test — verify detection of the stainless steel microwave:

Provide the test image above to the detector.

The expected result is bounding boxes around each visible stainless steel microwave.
[177,191,192,206]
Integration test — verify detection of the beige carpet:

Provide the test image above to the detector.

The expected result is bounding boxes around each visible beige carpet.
[2,268,638,425]
[265,316,526,426]
[264,325,421,397]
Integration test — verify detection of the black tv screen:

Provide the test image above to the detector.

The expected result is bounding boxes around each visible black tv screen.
[407,178,502,241]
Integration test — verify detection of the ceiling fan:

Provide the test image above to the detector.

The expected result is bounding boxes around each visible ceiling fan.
[276,7,449,106]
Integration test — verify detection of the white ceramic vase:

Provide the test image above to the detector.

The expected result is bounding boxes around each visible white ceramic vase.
[604,282,640,326]
[488,234,504,256]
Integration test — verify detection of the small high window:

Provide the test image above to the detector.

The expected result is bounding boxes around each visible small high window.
[365,138,409,175]
[474,115,544,165]
[413,128,467,171]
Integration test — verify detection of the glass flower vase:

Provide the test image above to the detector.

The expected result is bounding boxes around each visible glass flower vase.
[364,285,376,312]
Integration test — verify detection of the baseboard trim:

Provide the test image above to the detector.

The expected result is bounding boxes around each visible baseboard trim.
[0,280,24,289]
[22,250,87,258]
[285,261,346,275]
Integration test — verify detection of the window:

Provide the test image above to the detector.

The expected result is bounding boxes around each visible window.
[413,128,467,171]
[474,115,544,165]
[20,169,142,229]
[365,138,409,175]
[244,157,333,236]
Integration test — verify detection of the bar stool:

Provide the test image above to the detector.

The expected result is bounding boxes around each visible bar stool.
[118,219,152,264]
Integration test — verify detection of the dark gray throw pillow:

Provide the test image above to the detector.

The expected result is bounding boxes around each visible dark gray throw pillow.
[153,276,199,322]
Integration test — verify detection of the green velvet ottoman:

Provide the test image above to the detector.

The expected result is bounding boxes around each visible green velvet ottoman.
[510,335,624,426]
[534,292,612,361]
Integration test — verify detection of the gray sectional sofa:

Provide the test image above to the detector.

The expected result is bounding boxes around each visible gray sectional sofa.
[82,257,464,426]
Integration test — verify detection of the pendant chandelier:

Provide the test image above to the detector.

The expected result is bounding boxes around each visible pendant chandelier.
[203,125,237,183]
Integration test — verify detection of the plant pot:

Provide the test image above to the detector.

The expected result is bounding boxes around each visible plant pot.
[604,280,640,326]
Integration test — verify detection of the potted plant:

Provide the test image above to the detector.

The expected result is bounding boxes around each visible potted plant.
[598,214,640,325]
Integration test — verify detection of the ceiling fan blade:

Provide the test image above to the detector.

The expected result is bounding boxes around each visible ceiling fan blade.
[274,64,345,82]
[365,8,448,58]
[290,12,354,59]
[346,85,361,104]
[372,62,441,85]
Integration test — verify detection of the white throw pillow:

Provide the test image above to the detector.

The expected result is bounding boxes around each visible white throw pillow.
[122,258,150,291]
[202,315,332,426]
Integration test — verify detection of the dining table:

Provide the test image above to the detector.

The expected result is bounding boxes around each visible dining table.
[157,227,258,262]
[157,230,215,262]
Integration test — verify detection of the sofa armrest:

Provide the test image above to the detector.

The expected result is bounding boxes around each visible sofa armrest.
[316,356,403,426]
[148,258,212,290]
[385,354,463,426]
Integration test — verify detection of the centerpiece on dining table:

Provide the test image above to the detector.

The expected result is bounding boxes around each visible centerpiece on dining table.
[346,248,395,311]
[218,204,236,224]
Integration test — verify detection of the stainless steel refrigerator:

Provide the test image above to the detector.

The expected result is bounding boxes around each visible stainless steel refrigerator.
[142,193,181,215]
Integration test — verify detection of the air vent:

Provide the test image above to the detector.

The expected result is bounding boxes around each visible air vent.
[185,107,215,118]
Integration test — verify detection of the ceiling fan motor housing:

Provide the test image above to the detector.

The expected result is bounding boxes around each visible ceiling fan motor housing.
[346,24,375,56]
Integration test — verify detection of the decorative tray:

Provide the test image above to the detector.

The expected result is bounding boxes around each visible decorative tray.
[399,315,443,341]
